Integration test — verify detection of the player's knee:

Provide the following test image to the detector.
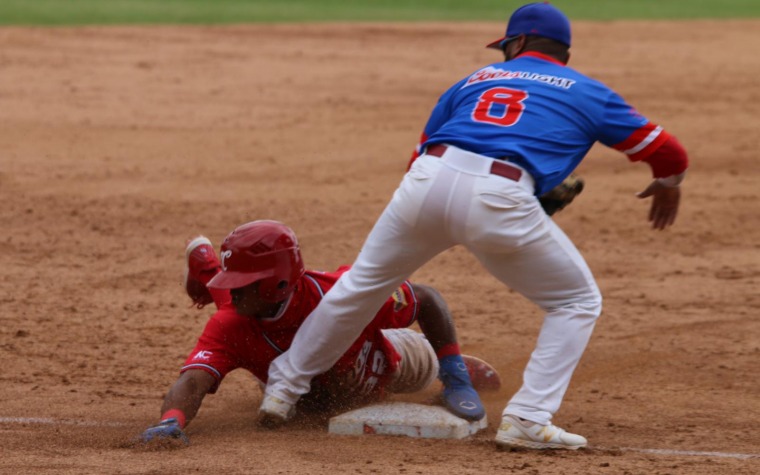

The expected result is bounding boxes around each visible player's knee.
[593,286,603,310]
[585,291,603,319]
[575,282,602,318]
[560,287,602,320]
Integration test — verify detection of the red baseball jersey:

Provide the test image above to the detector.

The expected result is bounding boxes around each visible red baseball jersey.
[181,266,419,406]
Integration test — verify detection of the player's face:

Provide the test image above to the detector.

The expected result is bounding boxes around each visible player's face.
[229,282,282,320]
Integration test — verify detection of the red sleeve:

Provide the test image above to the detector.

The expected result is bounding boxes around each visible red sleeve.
[180,310,241,394]
[641,135,689,178]
[374,280,419,329]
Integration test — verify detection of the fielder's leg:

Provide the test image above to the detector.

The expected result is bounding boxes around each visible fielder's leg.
[263,154,454,420]
[471,219,601,449]
[264,206,451,417]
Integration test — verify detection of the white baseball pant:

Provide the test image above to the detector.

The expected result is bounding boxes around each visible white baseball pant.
[267,145,602,425]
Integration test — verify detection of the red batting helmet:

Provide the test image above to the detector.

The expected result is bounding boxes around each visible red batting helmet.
[206,220,305,302]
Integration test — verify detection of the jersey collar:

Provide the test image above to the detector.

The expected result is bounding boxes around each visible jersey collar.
[515,51,567,66]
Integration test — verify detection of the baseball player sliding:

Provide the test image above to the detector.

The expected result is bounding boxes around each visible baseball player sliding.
[260,2,689,450]
[139,220,500,445]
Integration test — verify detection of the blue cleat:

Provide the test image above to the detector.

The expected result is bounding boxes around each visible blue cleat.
[438,355,486,421]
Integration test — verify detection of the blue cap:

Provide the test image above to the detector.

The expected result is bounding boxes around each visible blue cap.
[486,2,571,49]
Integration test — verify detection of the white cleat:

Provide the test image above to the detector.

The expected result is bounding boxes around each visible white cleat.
[257,395,295,428]
[495,414,587,450]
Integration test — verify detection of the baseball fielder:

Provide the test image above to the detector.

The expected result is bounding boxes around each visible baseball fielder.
[139,220,498,445]
[260,2,689,451]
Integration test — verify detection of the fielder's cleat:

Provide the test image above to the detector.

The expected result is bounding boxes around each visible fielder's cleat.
[495,414,587,450]
[257,395,295,429]
[184,236,221,309]
[438,354,486,421]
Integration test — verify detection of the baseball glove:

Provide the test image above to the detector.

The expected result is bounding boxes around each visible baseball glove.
[539,174,584,216]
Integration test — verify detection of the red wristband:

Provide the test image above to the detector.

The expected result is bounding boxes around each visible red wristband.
[642,135,689,178]
[161,409,187,429]
[436,343,461,359]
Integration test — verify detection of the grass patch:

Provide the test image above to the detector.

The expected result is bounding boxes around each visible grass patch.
[0,0,758,26]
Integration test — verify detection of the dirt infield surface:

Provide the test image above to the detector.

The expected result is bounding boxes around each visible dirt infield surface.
[1,20,759,474]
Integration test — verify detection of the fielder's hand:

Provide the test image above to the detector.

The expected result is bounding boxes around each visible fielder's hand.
[139,417,189,445]
[636,179,681,230]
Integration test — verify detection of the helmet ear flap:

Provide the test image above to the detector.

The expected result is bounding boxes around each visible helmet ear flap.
[255,241,305,303]
[258,278,290,302]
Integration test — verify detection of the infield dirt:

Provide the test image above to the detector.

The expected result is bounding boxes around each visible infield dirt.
[1,21,758,474]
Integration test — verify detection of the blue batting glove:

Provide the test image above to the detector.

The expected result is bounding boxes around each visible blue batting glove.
[140,417,189,445]
[438,355,486,421]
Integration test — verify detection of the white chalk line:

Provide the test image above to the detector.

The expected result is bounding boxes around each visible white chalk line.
[0,416,127,428]
[2,416,758,460]
[593,445,760,460]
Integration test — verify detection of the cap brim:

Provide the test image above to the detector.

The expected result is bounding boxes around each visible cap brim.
[207,269,269,289]
[486,36,506,49]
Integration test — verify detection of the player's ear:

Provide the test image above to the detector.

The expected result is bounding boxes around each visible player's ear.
[513,35,527,56]
[511,35,529,60]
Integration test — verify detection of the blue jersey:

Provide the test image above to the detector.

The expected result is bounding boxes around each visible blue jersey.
[416,52,670,195]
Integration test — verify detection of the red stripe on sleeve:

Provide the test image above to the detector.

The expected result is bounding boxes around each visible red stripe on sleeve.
[627,129,670,161]
[612,122,658,152]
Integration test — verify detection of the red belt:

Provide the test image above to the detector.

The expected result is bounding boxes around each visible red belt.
[425,144,522,182]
